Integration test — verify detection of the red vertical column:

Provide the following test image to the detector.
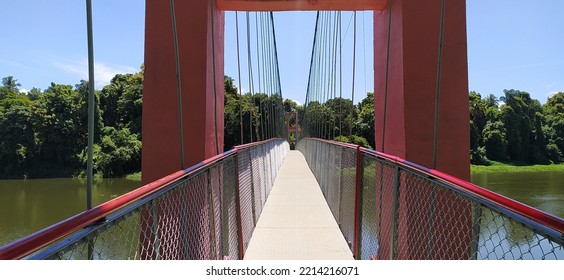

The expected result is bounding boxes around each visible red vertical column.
[374,0,471,259]
[142,0,224,185]
[141,0,224,260]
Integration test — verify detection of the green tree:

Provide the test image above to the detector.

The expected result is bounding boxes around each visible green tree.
[31,83,87,176]
[469,91,487,140]
[27,87,43,101]
[501,89,547,164]
[224,76,238,97]
[470,120,488,165]
[356,92,375,148]
[224,76,242,150]
[302,96,360,141]
[0,101,35,178]
[223,75,286,148]
[324,97,354,139]
[75,80,104,143]
[482,120,508,161]
[543,92,564,163]
[99,72,143,136]
[83,127,142,177]
[334,135,372,149]
[2,76,21,91]
[283,98,298,112]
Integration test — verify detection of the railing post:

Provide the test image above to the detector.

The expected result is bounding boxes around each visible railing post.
[353,146,363,259]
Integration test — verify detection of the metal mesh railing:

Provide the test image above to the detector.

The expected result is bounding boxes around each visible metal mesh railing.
[297,138,564,260]
[236,140,288,252]
[296,139,358,249]
[0,139,289,260]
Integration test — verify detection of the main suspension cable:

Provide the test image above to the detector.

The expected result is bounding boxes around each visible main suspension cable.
[432,0,447,169]
[169,0,185,169]
[380,0,394,152]
[209,0,219,154]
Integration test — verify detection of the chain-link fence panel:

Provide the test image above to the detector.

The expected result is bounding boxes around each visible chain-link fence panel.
[326,144,341,222]
[236,139,289,255]
[41,205,146,260]
[6,138,561,260]
[296,138,563,260]
[250,145,264,225]
[389,169,474,259]
[338,146,357,250]
[2,140,289,260]
[357,154,398,260]
[474,203,563,260]
[297,139,357,252]
[236,149,255,253]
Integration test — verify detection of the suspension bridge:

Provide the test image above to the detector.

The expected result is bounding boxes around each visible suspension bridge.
[0,0,563,260]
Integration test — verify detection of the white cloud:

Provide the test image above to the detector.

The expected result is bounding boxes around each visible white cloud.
[291,99,302,106]
[53,59,136,89]
[548,91,564,99]
[19,89,29,94]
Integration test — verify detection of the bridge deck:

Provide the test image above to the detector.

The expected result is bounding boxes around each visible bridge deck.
[244,151,354,260]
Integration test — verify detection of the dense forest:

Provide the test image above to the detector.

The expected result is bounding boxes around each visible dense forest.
[0,72,143,179]
[470,89,564,165]
[223,76,376,150]
[2,71,563,179]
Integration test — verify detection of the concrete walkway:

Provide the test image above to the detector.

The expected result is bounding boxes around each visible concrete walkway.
[244,151,354,260]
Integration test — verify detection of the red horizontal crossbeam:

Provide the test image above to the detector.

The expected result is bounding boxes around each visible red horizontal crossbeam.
[217,0,387,11]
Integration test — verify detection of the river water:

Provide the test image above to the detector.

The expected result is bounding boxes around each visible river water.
[1,171,563,255]
[471,170,564,218]
[0,178,139,247]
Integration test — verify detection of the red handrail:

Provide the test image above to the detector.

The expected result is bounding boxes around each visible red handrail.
[307,137,359,149]
[430,169,564,234]
[0,150,237,260]
[303,138,564,235]
[234,138,284,150]
[359,146,564,234]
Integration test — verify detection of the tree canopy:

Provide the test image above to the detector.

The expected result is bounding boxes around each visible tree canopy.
[0,69,144,179]
[470,90,564,165]
[3,70,561,179]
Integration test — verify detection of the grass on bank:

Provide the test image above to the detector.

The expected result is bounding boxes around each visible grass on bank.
[471,161,564,172]
[125,172,142,180]
[119,163,564,179]
[93,161,564,180]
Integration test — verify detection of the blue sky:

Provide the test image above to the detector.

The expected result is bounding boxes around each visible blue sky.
[1,1,563,104]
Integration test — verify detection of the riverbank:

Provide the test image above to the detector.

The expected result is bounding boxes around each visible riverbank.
[471,161,564,172]
[125,172,141,181]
